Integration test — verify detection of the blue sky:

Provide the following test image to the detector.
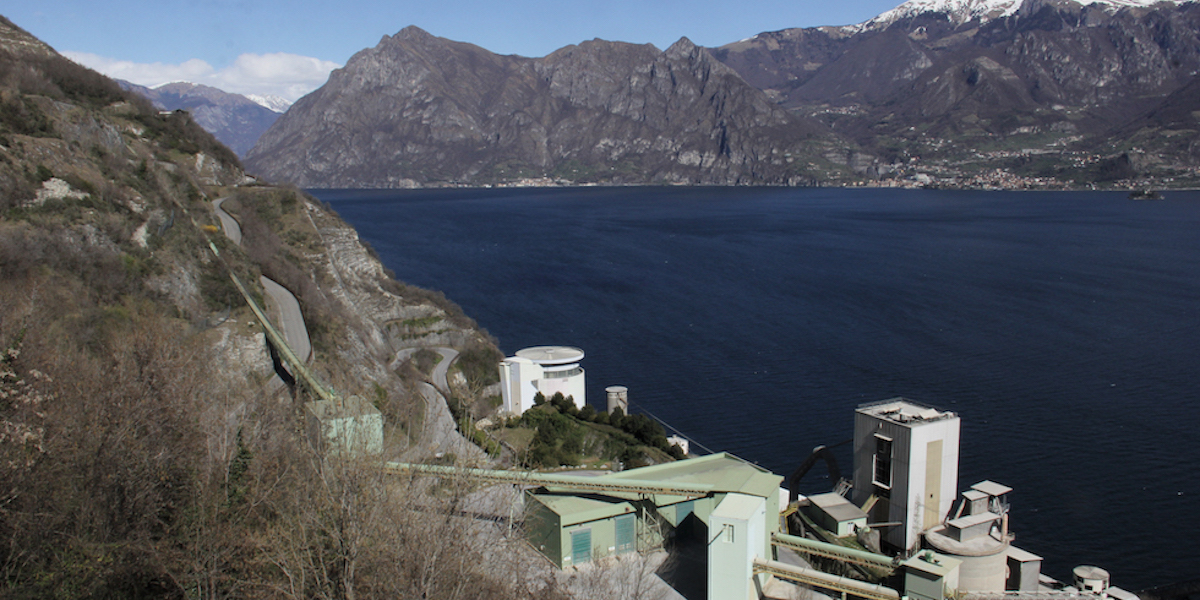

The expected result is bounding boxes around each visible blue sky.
[8,0,906,101]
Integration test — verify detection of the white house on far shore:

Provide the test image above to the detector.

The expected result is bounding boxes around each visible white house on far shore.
[499,346,586,414]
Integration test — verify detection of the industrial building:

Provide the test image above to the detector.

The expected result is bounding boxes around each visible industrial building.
[852,398,961,552]
[524,451,782,594]
[389,452,788,599]
[304,395,383,456]
[385,397,1138,600]
[499,346,586,414]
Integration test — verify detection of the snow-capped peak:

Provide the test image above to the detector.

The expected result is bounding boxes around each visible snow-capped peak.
[246,94,293,113]
[872,0,1020,26]
[858,0,1191,30]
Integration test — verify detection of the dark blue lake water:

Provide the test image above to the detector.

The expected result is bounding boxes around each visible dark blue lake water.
[310,186,1200,590]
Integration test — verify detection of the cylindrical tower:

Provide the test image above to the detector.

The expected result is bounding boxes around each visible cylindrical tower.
[515,346,585,408]
[606,385,628,414]
[1074,566,1111,597]
[924,519,1009,592]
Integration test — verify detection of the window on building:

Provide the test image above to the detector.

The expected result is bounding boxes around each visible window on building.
[873,434,893,490]
[541,366,583,379]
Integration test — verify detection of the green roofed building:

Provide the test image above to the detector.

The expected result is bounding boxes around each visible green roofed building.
[525,493,638,569]
[523,451,784,596]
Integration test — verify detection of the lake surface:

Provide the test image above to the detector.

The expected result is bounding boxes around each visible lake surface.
[311,186,1200,590]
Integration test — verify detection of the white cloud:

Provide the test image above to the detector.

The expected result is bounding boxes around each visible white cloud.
[63,51,340,103]
[210,53,342,102]
[63,52,215,86]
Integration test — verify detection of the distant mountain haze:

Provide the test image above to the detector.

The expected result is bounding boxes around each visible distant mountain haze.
[120,81,287,157]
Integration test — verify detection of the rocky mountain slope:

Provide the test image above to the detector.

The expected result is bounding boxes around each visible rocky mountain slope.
[245,26,855,187]
[245,1,1200,189]
[120,80,283,157]
[717,0,1200,121]
[712,0,1200,182]
[0,16,551,598]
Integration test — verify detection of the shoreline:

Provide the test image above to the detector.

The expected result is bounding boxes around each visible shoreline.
[296,180,1200,193]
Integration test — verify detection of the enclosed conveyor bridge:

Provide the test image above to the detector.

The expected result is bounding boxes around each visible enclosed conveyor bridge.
[771,531,898,572]
[383,462,715,497]
[753,558,900,600]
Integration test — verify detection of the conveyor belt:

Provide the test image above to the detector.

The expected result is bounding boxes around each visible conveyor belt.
[384,462,714,497]
[753,558,900,600]
[771,531,897,571]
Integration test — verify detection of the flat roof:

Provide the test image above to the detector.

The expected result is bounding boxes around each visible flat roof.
[948,512,999,530]
[903,551,962,577]
[530,493,634,526]
[809,492,868,523]
[857,397,956,425]
[712,492,766,520]
[962,489,989,502]
[972,480,1013,497]
[515,346,585,365]
[597,452,783,501]
[1074,565,1110,580]
[1007,545,1043,562]
[925,524,1008,557]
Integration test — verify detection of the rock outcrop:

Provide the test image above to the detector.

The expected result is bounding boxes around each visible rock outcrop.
[245,27,850,187]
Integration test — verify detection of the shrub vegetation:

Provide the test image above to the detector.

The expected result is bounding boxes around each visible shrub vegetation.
[513,392,686,468]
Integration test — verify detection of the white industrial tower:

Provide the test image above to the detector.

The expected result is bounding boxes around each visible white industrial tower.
[499,346,586,414]
[852,398,961,552]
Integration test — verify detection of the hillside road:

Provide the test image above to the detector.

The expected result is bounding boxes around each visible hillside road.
[212,197,311,363]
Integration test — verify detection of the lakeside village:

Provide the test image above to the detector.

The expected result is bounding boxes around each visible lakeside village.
[312,344,1143,600]
[412,145,1199,191]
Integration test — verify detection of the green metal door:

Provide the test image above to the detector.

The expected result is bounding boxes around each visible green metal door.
[615,514,635,554]
[571,529,592,564]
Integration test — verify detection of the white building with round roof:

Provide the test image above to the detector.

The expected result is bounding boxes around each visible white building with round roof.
[499,346,586,414]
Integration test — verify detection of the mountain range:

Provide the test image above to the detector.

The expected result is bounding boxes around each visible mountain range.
[119,81,288,157]
[713,0,1200,148]
[245,29,857,187]
[249,0,1200,187]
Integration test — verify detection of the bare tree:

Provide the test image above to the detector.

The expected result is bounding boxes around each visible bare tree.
[567,550,680,600]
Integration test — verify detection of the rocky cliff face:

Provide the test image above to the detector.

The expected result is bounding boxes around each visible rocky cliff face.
[713,0,1200,148]
[121,81,282,157]
[0,14,492,464]
[245,27,851,187]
